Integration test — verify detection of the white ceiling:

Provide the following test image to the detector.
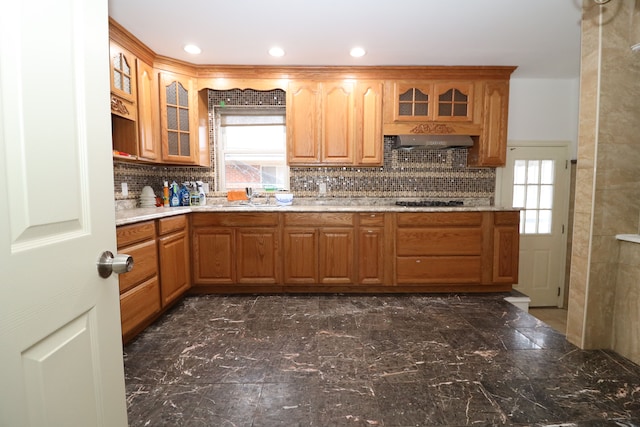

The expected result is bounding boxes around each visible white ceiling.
[108,0,583,79]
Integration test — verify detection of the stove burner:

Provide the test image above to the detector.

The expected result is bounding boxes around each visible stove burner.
[395,200,464,207]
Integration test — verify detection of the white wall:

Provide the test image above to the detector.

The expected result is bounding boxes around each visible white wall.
[507,78,580,158]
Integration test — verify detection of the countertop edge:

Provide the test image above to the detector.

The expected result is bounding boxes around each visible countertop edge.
[115,205,519,226]
[616,234,640,244]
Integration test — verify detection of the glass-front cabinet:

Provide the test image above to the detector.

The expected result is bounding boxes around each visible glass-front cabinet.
[159,72,199,164]
[391,81,473,122]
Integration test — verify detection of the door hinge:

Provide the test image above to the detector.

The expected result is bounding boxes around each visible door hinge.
[565,160,569,169]
[562,224,565,234]
[558,287,561,297]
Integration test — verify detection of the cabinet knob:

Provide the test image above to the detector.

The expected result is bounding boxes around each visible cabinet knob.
[416,260,421,263]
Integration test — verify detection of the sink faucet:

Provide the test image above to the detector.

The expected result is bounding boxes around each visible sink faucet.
[245,187,254,203]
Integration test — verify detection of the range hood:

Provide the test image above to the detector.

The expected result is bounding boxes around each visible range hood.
[392,134,474,150]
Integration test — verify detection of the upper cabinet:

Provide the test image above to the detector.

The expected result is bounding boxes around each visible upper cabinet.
[390,81,474,123]
[159,72,199,164]
[467,81,510,167]
[383,70,514,167]
[287,80,383,167]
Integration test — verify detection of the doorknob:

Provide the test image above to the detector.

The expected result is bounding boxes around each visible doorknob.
[97,251,133,278]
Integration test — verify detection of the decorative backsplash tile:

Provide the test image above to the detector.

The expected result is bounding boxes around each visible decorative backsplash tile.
[113,89,495,205]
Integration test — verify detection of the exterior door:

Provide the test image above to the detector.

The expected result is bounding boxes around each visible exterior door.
[498,143,570,307]
[0,0,128,426]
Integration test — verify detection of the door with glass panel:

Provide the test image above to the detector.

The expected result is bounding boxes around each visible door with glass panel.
[499,144,570,307]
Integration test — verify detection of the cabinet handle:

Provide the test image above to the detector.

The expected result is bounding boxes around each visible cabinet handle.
[416,260,421,263]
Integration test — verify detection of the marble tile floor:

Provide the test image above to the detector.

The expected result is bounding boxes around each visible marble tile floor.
[124,294,640,426]
[529,308,569,336]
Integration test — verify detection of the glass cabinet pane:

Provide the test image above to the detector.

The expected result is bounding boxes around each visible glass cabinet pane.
[180,133,191,156]
[166,82,177,105]
[179,107,189,131]
[167,106,178,131]
[178,83,188,107]
[168,132,179,155]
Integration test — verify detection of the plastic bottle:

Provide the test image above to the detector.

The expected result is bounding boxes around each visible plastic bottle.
[169,181,180,207]
[162,181,169,207]
[196,181,206,206]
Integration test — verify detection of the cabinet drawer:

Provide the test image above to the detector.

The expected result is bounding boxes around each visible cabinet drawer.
[191,212,278,227]
[118,239,158,293]
[284,213,354,227]
[120,277,161,338]
[396,212,482,227]
[117,221,156,247]
[158,214,186,235]
[494,211,519,226]
[396,228,482,256]
[359,213,385,226]
[396,256,481,284]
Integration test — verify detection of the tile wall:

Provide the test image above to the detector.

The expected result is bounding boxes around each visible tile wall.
[567,0,640,364]
[113,89,495,206]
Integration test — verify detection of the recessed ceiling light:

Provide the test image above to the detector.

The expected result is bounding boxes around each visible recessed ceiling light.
[184,44,201,55]
[269,47,285,57]
[350,47,366,58]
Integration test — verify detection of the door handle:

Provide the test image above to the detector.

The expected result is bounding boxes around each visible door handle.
[97,251,133,278]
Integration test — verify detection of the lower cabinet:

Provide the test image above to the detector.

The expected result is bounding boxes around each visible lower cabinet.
[191,213,280,287]
[492,211,520,283]
[116,220,161,342]
[117,214,190,343]
[357,213,386,285]
[157,215,190,306]
[282,213,355,285]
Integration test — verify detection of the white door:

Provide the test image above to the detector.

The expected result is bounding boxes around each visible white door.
[498,143,570,307]
[0,0,128,426]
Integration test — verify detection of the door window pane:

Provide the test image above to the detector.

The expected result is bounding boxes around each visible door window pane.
[512,159,556,235]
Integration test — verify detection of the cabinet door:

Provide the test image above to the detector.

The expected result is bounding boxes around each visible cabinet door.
[159,72,199,164]
[236,228,279,284]
[158,229,190,306]
[355,81,383,165]
[493,212,520,283]
[109,42,136,102]
[391,82,434,122]
[283,227,318,284]
[287,81,321,164]
[136,59,159,161]
[322,81,354,164]
[469,81,509,167]
[192,227,235,284]
[433,82,473,122]
[358,227,384,284]
[319,227,354,284]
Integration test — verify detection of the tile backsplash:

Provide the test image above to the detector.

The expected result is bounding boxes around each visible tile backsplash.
[113,89,495,206]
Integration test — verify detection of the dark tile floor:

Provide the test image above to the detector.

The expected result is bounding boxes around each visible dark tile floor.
[124,294,640,426]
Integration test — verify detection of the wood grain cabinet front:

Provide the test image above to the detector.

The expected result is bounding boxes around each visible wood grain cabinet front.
[395,212,484,285]
[287,80,383,166]
[283,213,355,285]
[191,213,280,287]
[116,221,161,343]
[157,215,190,307]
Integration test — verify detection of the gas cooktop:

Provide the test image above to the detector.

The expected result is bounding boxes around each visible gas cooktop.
[395,200,465,207]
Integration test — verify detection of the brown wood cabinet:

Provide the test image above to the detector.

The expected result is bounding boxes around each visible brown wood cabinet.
[135,58,160,161]
[157,215,190,306]
[116,215,192,343]
[468,81,510,167]
[159,71,200,164]
[116,221,161,343]
[357,213,387,285]
[287,80,384,166]
[387,81,475,123]
[395,212,484,285]
[283,213,355,284]
[191,213,280,287]
[492,211,520,283]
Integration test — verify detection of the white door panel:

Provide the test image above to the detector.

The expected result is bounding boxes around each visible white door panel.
[0,0,128,425]
[498,143,570,307]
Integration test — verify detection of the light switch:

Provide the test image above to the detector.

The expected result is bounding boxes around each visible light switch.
[121,182,128,197]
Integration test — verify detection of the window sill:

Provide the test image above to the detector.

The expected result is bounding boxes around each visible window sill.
[616,234,640,244]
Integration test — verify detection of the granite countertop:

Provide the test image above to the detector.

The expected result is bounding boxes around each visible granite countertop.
[115,199,517,226]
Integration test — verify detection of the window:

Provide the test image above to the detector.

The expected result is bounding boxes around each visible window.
[512,159,555,234]
[216,109,288,191]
